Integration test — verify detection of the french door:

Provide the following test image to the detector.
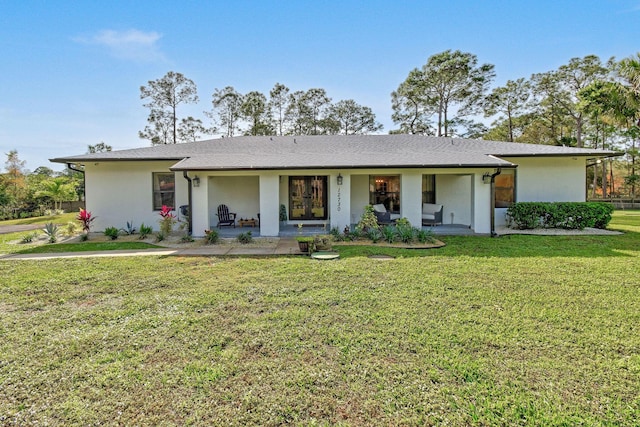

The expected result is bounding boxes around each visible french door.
[289,176,328,220]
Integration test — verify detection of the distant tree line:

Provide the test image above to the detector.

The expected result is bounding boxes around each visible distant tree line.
[139,75,383,144]
[139,51,640,199]
[0,143,111,220]
[393,50,640,198]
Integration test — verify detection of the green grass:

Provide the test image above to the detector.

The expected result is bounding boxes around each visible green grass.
[13,241,161,254]
[0,211,639,425]
[0,212,76,226]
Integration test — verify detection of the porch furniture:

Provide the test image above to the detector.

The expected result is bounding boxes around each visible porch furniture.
[422,203,443,226]
[372,203,401,224]
[216,204,237,228]
[238,218,257,228]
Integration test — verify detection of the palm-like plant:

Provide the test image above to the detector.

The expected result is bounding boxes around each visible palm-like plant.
[35,177,77,211]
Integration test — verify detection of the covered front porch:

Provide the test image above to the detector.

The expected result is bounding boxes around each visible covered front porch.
[189,169,498,238]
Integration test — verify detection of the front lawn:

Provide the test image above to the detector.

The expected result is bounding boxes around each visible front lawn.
[0,212,639,425]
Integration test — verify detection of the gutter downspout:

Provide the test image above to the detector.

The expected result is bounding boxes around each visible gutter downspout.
[182,171,193,235]
[489,168,502,237]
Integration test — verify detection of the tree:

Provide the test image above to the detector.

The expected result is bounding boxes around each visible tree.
[139,109,174,145]
[140,71,199,144]
[484,78,531,142]
[532,55,609,147]
[301,88,332,135]
[241,91,273,135]
[286,90,310,135]
[35,177,77,210]
[615,53,640,196]
[177,117,209,142]
[3,150,27,204]
[210,86,243,137]
[87,142,112,153]
[326,99,383,134]
[390,69,433,134]
[269,83,290,135]
[394,50,495,137]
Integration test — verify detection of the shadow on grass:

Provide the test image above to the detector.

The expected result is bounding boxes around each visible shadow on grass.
[334,231,639,259]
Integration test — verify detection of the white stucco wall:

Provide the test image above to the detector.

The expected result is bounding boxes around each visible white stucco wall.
[207,176,260,228]
[350,174,371,224]
[83,157,586,237]
[84,161,186,232]
[503,157,586,202]
[436,175,472,226]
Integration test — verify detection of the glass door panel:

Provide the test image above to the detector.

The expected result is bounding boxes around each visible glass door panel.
[289,176,327,220]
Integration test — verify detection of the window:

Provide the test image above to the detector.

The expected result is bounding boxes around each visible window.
[153,172,175,210]
[422,175,436,204]
[369,175,400,213]
[495,170,515,208]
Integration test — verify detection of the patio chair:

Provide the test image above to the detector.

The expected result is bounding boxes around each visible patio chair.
[216,204,237,228]
[422,203,443,226]
[372,203,401,224]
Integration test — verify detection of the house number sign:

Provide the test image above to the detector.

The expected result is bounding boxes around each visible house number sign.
[337,186,341,211]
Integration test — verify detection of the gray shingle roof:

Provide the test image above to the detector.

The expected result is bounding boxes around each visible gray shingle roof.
[50,135,620,170]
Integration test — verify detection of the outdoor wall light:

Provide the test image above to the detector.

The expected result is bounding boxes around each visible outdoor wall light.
[337,173,343,185]
[193,175,200,187]
[482,172,491,184]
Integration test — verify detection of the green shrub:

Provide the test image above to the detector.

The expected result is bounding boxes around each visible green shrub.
[366,228,383,243]
[329,227,344,241]
[416,228,435,244]
[139,224,153,239]
[381,225,396,243]
[507,202,614,230]
[104,227,120,240]
[21,232,38,243]
[63,221,80,236]
[279,204,288,222]
[395,218,415,243]
[205,229,220,244]
[356,205,379,233]
[237,231,253,244]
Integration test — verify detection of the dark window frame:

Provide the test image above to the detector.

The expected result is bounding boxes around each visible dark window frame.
[152,172,175,211]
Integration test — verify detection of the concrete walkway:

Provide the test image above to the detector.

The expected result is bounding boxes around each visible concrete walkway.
[0,238,302,260]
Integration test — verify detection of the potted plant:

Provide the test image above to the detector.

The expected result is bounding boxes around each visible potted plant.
[296,236,314,254]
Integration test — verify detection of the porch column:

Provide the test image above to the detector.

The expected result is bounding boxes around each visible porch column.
[259,173,280,236]
[401,171,422,227]
[330,172,350,231]
[191,174,208,237]
[471,173,492,233]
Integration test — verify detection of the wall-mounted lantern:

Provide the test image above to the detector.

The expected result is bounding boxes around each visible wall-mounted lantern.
[337,173,343,186]
[193,175,200,187]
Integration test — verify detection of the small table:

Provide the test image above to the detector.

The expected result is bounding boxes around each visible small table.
[238,219,257,228]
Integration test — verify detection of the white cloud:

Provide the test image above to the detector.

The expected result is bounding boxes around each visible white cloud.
[75,29,165,62]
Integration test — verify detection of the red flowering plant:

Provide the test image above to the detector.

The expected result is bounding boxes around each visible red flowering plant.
[158,205,177,236]
[77,208,96,234]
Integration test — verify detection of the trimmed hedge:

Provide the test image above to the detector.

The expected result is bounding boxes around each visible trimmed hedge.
[506,202,614,230]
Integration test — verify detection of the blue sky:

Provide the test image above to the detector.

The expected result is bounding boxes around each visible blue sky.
[1,0,639,172]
